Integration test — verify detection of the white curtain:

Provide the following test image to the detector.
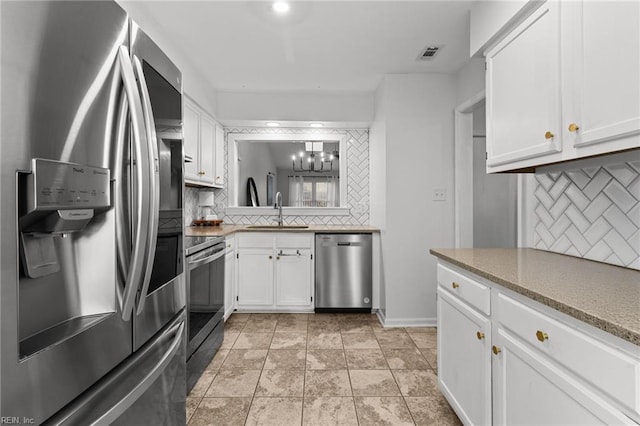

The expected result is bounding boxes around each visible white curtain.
[288,175,304,207]
[327,175,339,207]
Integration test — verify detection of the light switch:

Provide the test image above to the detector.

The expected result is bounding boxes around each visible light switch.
[433,188,446,201]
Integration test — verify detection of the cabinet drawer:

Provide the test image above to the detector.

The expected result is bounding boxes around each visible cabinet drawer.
[437,265,490,315]
[497,293,640,415]
[237,233,273,248]
[276,233,313,249]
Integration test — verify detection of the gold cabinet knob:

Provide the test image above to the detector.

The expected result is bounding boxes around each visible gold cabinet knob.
[452,282,459,289]
[568,123,580,132]
[476,331,485,340]
[544,131,554,139]
[276,256,280,260]
[536,330,549,342]
[198,171,205,175]
[492,345,501,355]
[227,244,231,248]
[268,255,272,259]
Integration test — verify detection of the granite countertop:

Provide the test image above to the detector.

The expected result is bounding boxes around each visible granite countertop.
[430,248,640,346]
[186,224,379,238]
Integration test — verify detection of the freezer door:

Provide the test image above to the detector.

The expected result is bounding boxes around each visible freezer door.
[44,311,187,426]
[130,22,186,350]
[1,2,136,423]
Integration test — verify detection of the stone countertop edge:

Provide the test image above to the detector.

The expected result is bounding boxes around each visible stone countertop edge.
[430,248,640,347]
[186,224,380,238]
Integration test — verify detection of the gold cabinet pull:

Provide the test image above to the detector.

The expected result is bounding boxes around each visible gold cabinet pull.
[452,282,459,289]
[476,331,485,340]
[568,123,580,132]
[544,131,554,139]
[536,330,549,342]
[492,345,501,355]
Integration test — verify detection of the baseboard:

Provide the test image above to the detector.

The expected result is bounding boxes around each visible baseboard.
[382,317,437,328]
[375,309,386,326]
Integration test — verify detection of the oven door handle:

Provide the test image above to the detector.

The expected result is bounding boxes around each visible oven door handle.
[188,249,225,270]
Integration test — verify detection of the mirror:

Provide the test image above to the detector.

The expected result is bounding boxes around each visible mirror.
[234,139,343,208]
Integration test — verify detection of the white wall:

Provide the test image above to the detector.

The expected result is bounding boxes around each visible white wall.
[455,58,485,104]
[217,91,374,125]
[372,74,457,326]
[117,0,218,116]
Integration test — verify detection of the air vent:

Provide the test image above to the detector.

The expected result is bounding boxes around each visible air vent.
[418,45,442,60]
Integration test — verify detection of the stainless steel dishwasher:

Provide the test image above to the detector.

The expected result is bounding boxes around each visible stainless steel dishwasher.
[315,233,372,312]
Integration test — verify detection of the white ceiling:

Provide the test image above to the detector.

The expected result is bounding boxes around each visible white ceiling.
[121,0,474,93]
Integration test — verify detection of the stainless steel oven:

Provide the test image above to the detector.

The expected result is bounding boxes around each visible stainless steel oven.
[185,235,225,392]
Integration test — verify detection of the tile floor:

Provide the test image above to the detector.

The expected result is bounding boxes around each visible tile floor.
[187,313,461,426]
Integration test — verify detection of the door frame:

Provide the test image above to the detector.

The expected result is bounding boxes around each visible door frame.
[454,90,535,248]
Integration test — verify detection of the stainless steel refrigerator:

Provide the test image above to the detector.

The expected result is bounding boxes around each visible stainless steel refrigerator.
[1,1,187,424]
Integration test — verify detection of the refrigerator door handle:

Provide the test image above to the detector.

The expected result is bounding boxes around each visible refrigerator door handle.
[118,45,152,321]
[132,55,161,315]
[91,321,184,425]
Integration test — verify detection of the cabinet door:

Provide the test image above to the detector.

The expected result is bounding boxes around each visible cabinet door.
[486,1,562,170]
[437,288,491,426]
[275,249,312,307]
[492,328,634,426]
[199,114,215,185]
[214,124,225,187]
[183,100,200,183]
[224,249,235,319]
[237,248,274,307]
[563,1,640,155]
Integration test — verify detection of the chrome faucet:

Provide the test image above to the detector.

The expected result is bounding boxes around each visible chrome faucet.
[274,191,283,226]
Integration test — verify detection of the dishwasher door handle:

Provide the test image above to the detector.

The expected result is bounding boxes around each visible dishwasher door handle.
[337,242,351,246]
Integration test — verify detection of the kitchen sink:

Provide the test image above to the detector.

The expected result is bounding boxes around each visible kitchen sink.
[245,225,309,229]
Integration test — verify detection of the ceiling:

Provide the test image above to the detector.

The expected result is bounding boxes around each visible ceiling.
[121,1,474,93]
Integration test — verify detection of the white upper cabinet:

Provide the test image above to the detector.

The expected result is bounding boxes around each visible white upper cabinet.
[486,2,562,170]
[562,1,640,157]
[183,96,224,187]
[485,0,640,173]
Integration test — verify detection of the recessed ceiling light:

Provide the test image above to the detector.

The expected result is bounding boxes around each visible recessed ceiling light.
[272,1,290,14]
[266,122,280,127]
[309,123,323,128]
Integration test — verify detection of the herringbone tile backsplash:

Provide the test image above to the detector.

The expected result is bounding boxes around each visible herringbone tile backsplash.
[185,127,370,226]
[534,160,640,270]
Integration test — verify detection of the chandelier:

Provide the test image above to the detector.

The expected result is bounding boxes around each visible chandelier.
[291,141,336,173]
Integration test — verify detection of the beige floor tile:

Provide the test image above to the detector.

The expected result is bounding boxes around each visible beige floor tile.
[376,332,417,349]
[250,313,281,321]
[243,319,278,333]
[220,349,267,370]
[353,396,414,426]
[224,322,246,333]
[205,349,229,373]
[307,331,343,349]
[205,369,261,397]
[372,326,407,335]
[189,370,216,398]
[256,369,305,397]
[245,397,303,426]
[392,369,440,397]
[227,312,251,323]
[405,326,437,333]
[340,321,374,334]
[186,397,200,424]
[408,332,437,349]
[270,331,307,349]
[349,369,401,396]
[345,349,389,369]
[309,313,340,322]
[275,320,309,332]
[420,347,438,370]
[302,397,358,426]
[306,350,347,370]
[383,348,430,370]
[405,395,462,426]
[263,349,306,369]
[220,331,240,349]
[304,370,352,396]
[338,313,377,322]
[232,332,273,349]
[277,313,310,321]
[342,332,380,350]
[188,397,252,426]
[308,321,341,332]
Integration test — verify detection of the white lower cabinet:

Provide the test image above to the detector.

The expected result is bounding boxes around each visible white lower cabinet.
[236,233,313,311]
[224,237,236,320]
[437,288,491,426]
[436,262,640,425]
